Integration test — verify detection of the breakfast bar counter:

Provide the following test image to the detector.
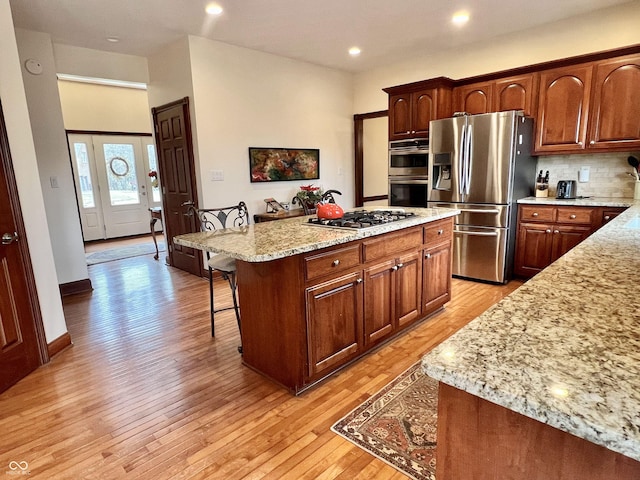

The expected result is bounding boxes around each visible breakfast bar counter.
[422,201,640,479]
[175,207,459,394]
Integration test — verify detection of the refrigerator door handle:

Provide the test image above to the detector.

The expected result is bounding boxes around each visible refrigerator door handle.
[454,229,499,237]
[465,124,473,195]
[458,208,501,214]
[458,125,466,196]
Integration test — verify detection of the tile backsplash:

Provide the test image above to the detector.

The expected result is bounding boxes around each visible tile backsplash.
[535,152,639,198]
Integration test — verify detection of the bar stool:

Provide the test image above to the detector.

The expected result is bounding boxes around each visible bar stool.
[187,203,249,343]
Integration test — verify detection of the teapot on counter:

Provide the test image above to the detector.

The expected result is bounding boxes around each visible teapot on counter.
[316,190,344,219]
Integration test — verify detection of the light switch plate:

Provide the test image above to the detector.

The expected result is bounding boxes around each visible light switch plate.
[578,166,590,183]
[210,170,224,181]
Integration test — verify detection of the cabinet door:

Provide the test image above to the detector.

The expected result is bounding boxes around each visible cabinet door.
[454,82,493,115]
[423,243,451,314]
[389,93,413,140]
[536,65,593,153]
[305,272,363,378]
[550,225,591,262]
[600,207,627,228]
[395,251,422,328]
[588,54,640,150]
[494,74,536,116]
[412,89,436,137]
[514,222,554,277]
[363,260,395,345]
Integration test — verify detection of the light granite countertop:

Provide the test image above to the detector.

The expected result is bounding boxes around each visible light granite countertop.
[422,200,640,461]
[518,196,634,207]
[173,207,459,262]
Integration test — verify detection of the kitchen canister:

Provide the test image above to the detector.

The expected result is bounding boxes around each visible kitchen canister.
[635,181,640,200]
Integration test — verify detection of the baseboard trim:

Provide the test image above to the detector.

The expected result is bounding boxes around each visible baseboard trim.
[59,278,93,296]
[47,332,72,358]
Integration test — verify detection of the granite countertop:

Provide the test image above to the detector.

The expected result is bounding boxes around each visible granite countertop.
[422,200,640,461]
[174,207,459,262]
[518,196,634,207]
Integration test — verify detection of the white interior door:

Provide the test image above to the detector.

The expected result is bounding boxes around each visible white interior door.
[69,134,160,241]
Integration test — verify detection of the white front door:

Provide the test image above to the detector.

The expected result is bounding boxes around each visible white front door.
[69,134,161,241]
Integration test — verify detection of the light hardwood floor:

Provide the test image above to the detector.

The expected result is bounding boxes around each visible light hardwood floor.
[0,254,522,479]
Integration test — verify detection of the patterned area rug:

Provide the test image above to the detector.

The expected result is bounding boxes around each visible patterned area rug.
[86,242,165,265]
[331,363,438,480]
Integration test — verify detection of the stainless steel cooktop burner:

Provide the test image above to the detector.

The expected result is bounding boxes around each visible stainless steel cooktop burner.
[306,209,416,229]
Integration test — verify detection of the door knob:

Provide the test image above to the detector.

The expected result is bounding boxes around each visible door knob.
[2,232,18,245]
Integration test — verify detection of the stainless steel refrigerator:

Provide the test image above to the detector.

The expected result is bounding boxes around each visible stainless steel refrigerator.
[428,111,536,283]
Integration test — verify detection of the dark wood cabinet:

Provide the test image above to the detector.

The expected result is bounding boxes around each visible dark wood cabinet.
[363,259,395,345]
[493,74,537,116]
[513,204,623,278]
[239,217,454,394]
[388,89,438,140]
[395,250,422,328]
[385,79,453,141]
[423,242,452,312]
[454,82,493,115]
[305,272,363,378]
[535,65,593,153]
[588,54,640,150]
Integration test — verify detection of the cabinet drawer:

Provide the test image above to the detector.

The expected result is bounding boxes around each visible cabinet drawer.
[520,205,554,222]
[304,244,361,282]
[555,207,593,225]
[362,227,422,263]
[424,219,453,246]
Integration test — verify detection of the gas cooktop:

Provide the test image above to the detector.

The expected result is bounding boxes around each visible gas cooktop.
[306,209,416,229]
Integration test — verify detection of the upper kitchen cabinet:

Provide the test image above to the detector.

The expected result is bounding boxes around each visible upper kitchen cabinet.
[535,65,593,153]
[493,74,537,116]
[453,81,493,115]
[384,78,454,141]
[587,54,640,150]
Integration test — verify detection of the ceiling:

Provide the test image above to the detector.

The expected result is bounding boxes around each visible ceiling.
[9,0,633,73]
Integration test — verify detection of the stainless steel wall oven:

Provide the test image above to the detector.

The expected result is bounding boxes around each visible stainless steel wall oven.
[389,138,429,207]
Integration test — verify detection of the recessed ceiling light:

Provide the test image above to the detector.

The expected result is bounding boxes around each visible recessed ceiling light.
[348,47,361,56]
[452,11,470,26]
[206,3,223,15]
[106,36,120,43]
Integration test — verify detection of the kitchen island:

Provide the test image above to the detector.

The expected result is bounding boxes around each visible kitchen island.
[422,200,640,479]
[175,207,459,393]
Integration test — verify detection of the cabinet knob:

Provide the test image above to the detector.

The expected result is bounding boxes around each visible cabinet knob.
[437,229,444,235]
[397,263,404,269]
[578,141,583,146]
[356,278,363,284]
[332,259,340,267]
[554,230,560,234]
[425,252,431,259]
[590,140,595,145]
[570,214,576,219]
[391,265,398,271]
[545,229,551,233]
[604,215,611,221]
[532,212,539,217]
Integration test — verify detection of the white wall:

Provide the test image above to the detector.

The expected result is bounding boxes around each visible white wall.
[53,43,149,84]
[58,80,152,132]
[0,1,67,343]
[187,36,354,216]
[14,28,89,286]
[354,2,640,113]
[362,116,388,200]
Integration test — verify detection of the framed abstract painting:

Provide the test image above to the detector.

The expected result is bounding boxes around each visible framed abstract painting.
[249,147,319,183]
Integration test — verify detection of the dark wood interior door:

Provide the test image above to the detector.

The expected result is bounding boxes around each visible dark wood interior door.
[152,97,201,276]
[0,103,46,393]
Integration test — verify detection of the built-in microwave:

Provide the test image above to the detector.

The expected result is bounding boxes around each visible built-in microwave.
[389,176,429,208]
[389,138,429,176]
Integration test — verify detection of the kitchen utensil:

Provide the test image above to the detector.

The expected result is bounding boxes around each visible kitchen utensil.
[316,202,344,220]
[556,180,577,199]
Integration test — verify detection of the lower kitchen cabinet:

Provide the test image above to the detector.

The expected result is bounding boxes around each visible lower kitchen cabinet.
[423,242,452,312]
[305,272,363,377]
[237,217,454,394]
[514,204,627,278]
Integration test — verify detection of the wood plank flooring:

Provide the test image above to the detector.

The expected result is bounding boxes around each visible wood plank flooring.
[0,254,521,479]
